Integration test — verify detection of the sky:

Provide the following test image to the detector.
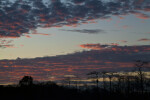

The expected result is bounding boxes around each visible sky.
[0,0,150,84]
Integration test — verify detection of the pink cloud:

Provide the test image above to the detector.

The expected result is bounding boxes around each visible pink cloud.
[116,16,124,19]
[20,45,24,47]
[0,44,150,83]
[80,43,119,50]
[0,35,19,39]
[80,44,107,50]
[80,43,150,53]
[122,25,129,29]
[143,8,150,12]
[32,33,50,36]
[25,35,31,38]
[32,30,50,36]
[134,13,150,19]
[138,38,150,42]
[106,18,113,22]
[0,39,15,48]
[4,45,17,48]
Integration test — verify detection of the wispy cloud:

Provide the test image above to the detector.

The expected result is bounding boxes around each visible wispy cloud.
[134,12,150,19]
[118,40,128,43]
[31,30,50,36]
[138,38,150,41]
[122,25,130,29]
[0,39,14,48]
[60,29,106,34]
[80,43,150,53]
[80,43,119,50]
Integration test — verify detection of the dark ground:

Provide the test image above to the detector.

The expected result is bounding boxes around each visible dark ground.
[0,84,150,100]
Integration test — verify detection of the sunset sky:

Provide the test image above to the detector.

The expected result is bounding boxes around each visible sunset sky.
[0,0,150,84]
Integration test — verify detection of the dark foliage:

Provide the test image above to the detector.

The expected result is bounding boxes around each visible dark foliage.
[0,80,150,100]
[19,76,33,87]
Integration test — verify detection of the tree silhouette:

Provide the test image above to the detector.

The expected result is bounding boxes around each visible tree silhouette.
[100,71,107,89]
[64,75,76,87]
[106,72,115,92]
[87,71,99,88]
[135,60,148,93]
[19,76,33,87]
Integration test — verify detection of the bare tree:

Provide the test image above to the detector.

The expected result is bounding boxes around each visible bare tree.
[106,72,115,92]
[64,75,76,87]
[87,71,99,88]
[99,71,107,89]
[135,60,148,93]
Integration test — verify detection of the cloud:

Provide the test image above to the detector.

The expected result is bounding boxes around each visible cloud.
[2,45,17,48]
[122,25,130,29]
[31,30,50,36]
[60,29,106,34]
[118,40,128,43]
[32,33,50,36]
[0,39,14,48]
[80,43,150,53]
[0,39,13,44]
[80,44,109,50]
[0,44,150,83]
[0,0,149,38]
[138,38,150,41]
[71,0,85,4]
[80,43,119,50]
[25,35,32,38]
[0,45,12,48]
[134,12,150,19]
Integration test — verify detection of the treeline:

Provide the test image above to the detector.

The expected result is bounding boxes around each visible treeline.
[1,75,150,100]
[0,60,150,100]
[64,60,150,94]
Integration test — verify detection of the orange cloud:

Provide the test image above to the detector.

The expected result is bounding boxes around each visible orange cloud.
[32,33,50,36]
[4,45,17,48]
[0,35,19,39]
[80,43,150,53]
[138,38,150,42]
[80,44,107,50]
[123,25,129,29]
[25,35,31,38]
[134,13,150,19]
[0,39,16,48]
[31,30,50,36]
[20,44,24,47]
[143,8,150,12]
[80,43,119,50]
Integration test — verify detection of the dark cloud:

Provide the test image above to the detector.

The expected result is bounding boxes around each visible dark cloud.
[0,39,14,48]
[0,44,150,83]
[71,0,85,4]
[0,0,149,38]
[60,29,106,34]
[0,45,15,48]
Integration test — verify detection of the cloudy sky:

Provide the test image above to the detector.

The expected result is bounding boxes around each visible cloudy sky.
[0,0,150,84]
